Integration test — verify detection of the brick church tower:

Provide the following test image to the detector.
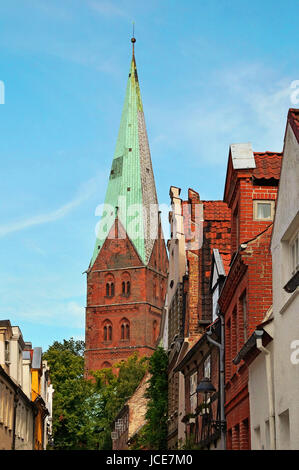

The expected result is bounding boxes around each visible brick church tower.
[84,38,168,375]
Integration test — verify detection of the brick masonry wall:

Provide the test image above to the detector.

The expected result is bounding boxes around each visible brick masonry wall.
[183,192,231,338]
[167,189,231,449]
[220,156,280,450]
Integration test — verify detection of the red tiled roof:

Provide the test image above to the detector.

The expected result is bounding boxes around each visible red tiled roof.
[203,200,231,220]
[288,108,299,143]
[253,152,282,180]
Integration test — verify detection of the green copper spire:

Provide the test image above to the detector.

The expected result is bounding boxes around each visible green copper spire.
[91,38,158,267]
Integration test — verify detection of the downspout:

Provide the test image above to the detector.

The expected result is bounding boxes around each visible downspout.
[255,330,276,450]
[206,306,226,450]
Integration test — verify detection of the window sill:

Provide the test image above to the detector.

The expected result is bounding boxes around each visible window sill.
[280,286,299,315]
[253,218,273,222]
[283,271,299,294]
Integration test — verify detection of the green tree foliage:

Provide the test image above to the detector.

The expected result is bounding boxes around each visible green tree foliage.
[133,347,168,450]
[43,337,100,449]
[92,353,149,449]
[44,340,149,450]
[47,338,85,356]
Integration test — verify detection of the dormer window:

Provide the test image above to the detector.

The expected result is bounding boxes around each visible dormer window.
[253,200,275,221]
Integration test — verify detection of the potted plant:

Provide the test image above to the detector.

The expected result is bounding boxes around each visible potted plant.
[196,402,210,416]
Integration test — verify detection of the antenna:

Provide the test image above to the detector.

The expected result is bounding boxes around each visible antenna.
[131,21,136,56]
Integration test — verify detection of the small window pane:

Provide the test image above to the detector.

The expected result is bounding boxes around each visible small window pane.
[257,203,271,219]
[204,356,211,379]
[190,372,197,413]
[291,233,299,274]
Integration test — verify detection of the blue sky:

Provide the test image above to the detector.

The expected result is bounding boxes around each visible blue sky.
[0,0,298,351]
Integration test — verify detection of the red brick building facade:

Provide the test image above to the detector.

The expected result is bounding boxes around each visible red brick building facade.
[218,145,282,449]
[167,187,231,448]
[85,219,167,374]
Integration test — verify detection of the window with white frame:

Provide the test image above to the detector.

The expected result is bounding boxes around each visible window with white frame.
[5,341,10,363]
[290,231,299,276]
[212,285,219,322]
[253,200,275,221]
[189,371,197,413]
[204,355,211,379]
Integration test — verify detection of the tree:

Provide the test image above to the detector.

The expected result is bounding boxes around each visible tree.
[43,337,101,449]
[133,347,168,450]
[47,338,85,356]
[44,340,149,450]
[92,353,149,449]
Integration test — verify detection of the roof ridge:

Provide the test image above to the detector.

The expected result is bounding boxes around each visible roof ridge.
[254,151,282,155]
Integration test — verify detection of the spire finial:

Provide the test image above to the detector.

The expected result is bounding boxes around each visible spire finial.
[131,21,136,57]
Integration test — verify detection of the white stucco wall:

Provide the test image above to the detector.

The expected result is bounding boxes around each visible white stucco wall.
[248,340,274,450]
[22,359,32,400]
[15,399,34,450]
[10,327,24,387]
[161,186,186,350]
[167,187,187,294]
[271,121,299,450]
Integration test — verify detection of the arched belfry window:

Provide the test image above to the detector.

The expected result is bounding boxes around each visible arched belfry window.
[105,275,115,298]
[120,319,130,340]
[103,320,112,341]
[121,273,131,297]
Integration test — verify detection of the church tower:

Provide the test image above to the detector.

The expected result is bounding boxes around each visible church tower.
[84,38,168,375]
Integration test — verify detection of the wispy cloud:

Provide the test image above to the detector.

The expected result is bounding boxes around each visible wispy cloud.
[0,174,104,238]
[28,0,73,21]
[16,300,85,329]
[149,62,292,166]
[87,0,128,18]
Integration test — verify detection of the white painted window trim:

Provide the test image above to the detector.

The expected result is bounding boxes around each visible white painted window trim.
[189,371,197,413]
[253,200,275,221]
[204,355,211,379]
[290,230,299,276]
